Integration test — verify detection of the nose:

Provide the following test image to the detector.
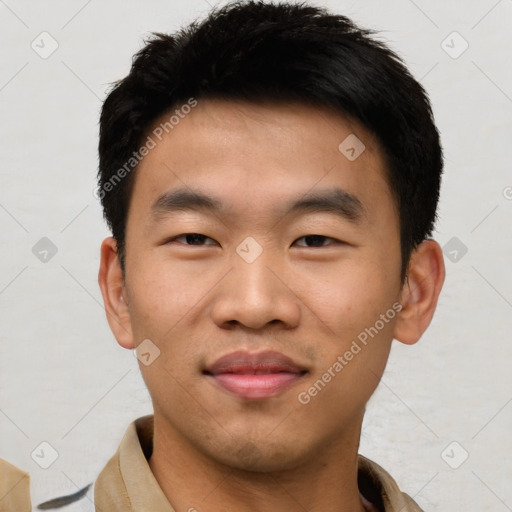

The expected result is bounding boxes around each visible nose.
[210,251,301,330]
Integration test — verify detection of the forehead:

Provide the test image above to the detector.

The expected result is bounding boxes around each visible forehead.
[129,99,397,228]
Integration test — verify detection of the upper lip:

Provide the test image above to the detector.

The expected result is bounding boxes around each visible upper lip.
[204,350,308,375]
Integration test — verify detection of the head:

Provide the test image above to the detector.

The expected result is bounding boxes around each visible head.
[98,1,445,471]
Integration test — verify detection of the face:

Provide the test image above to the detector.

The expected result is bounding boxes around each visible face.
[113,99,406,471]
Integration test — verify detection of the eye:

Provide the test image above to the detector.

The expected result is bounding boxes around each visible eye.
[293,235,341,247]
[167,233,218,246]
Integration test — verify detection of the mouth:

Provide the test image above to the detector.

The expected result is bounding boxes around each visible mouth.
[203,350,308,400]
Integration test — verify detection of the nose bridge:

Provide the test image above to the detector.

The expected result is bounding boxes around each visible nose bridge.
[231,235,281,301]
[210,239,300,329]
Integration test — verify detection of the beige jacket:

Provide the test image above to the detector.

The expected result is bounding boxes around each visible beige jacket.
[0,458,31,512]
[94,415,424,512]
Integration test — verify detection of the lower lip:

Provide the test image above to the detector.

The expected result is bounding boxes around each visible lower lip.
[210,373,304,400]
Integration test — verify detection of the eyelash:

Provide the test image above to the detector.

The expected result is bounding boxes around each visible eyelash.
[167,233,343,248]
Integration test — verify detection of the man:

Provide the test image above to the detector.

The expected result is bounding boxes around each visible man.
[38,1,445,510]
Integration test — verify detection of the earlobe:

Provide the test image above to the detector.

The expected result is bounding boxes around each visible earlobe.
[98,237,134,349]
[393,239,445,345]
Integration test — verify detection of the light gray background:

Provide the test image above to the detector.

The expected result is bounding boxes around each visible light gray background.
[1,1,511,510]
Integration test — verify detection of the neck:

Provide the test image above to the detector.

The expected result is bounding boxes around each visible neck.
[148,413,372,512]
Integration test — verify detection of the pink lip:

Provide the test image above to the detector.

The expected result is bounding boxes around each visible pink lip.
[204,350,308,400]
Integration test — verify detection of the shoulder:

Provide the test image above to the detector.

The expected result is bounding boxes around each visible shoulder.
[357,455,424,512]
[0,458,31,512]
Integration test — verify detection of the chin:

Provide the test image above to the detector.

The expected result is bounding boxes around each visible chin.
[211,439,306,473]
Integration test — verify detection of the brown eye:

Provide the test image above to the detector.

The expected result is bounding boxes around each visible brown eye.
[293,235,340,247]
[169,233,217,246]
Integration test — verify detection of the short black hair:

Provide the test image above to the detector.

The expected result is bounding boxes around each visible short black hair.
[98,0,443,284]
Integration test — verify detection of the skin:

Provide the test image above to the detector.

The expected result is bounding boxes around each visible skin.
[99,99,445,512]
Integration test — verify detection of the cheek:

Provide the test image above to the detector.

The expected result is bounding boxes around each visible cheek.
[126,256,203,338]
[299,261,394,328]
[298,290,396,427]
[126,259,211,378]
[297,261,399,385]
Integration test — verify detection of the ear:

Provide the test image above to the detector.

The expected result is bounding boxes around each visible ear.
[393,239,445,345]
[98,237,134,349]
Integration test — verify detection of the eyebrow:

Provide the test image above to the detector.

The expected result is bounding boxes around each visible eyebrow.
[150,187,367,225]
